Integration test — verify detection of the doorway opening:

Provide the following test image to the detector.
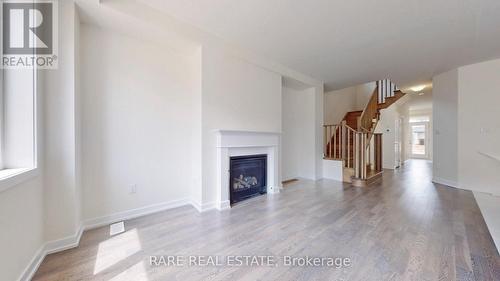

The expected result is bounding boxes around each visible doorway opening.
[409,116,430,159]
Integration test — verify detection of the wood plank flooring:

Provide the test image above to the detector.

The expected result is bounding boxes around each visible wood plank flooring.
[33,160,500,281]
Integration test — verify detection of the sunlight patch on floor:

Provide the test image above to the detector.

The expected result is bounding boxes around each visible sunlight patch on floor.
[109,260,149,281]
[94,228,142,274]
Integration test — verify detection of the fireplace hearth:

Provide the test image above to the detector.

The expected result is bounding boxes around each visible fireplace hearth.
[229,154,267,205]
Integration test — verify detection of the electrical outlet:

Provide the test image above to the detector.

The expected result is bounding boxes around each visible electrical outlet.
[129,184,137,194]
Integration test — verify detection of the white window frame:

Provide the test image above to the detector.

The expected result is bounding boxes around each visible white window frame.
[0,0,41,192]
[0,67,4,170]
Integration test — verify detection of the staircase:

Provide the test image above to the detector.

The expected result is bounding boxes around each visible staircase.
[324,79,406,187]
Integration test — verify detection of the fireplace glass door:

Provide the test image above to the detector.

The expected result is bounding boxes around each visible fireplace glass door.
[229,155,267,204]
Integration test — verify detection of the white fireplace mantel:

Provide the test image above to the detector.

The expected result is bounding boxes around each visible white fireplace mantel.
[215,130,281,210]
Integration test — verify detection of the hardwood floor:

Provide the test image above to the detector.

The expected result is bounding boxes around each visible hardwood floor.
[33,160,500,281]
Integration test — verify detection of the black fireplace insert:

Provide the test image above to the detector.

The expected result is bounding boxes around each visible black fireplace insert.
[229,154,267,205]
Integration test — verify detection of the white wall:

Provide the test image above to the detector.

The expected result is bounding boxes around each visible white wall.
[458,59,500,195]
[80,24,200,220]
[200,46,283,206]
[432,69,458,186]
[324,82,375,125]
[375,106,400,169]
[324,86,357,124]
[322,159,343,181]
[189,48,203,206]
[434,58,500,195]
[0,177,44,281]
[43,0,81,241]
[313,85,325,180]
[354,82,376,110]
[282,87,316,180]
[74,3,83,232]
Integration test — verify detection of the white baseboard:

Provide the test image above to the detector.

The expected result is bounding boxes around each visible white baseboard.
[18,223,84,281]
[217,200,231,211]
[268,185,281,194]
[45,224,84,255]
[82,198,190,231]
[18,244,45,281]
[432,177,458,188]
[190,200,217,212]
[189,200,202,212]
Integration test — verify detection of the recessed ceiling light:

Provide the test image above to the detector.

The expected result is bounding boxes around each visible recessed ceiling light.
[410,85,426,92]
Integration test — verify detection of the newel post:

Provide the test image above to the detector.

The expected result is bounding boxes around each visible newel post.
[374,133,383,172]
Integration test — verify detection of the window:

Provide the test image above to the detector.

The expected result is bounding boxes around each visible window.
[0,66,38,191]
[0,68,3,170]
[0,1,41,191]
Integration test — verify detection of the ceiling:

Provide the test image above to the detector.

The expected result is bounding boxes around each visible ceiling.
[136,0,500,91]
[406,91,433,111]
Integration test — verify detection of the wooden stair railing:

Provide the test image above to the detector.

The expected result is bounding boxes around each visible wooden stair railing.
[323,121,357,168]
[358,87,380,133]
[324,79,406,185]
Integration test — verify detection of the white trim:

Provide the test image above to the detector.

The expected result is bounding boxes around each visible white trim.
[268,185,281,194]
[432,177,458,188]
[433,178,500,197]
[0,66,4,170]
[17,244,45,281]
[82,198,190,230]
[189,200,202,212]
[190,200,217,212]
[215,130,281,211]
[44,224,84,255]
[202,201,217,212]
[217,200,231,211]
[0,168,39,193]
[17,223,83,281]
[473,192,500,254]
[214,129,281,135]
[478,150,500,163]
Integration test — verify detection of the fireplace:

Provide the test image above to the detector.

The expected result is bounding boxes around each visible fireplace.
[215,130,280,211]
[229,154,267,204]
